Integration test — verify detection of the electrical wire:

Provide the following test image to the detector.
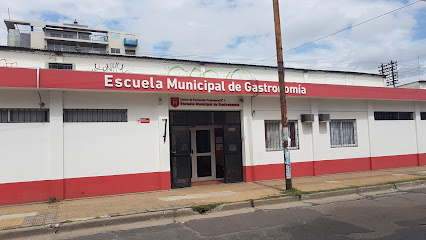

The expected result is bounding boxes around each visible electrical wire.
[249,0,426,65]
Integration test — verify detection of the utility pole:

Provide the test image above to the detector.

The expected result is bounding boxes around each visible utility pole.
[272,0,292,190]
[378,61,398,87]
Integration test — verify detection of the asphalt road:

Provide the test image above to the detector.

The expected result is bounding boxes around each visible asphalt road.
[37,188,426,240]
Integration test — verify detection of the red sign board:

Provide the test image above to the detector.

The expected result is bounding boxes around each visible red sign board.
[138,118,150,123]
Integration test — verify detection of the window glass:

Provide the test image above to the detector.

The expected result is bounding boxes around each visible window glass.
[48,63,73,70]
[63,109,127,122]
[110,32,121,39]
[0,109,49,123]
[374,112,413,120]
[111,48,120,54]
[125,49,136,55]
[265,120,299,151]
[330,120,357,147]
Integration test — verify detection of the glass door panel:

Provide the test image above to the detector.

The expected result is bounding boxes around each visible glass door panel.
[197,156,212,177]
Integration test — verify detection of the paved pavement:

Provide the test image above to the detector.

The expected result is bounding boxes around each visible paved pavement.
[25,186,426,239]
[0,166,425,236]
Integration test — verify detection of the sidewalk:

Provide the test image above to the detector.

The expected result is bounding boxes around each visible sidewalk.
[1,166,426,232]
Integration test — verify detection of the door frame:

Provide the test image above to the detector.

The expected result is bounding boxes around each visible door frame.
[190,126,216,182]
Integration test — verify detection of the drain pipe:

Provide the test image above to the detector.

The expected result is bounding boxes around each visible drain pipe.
[37,67,45,108]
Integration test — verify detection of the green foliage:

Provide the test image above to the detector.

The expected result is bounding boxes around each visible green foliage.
[190,203,221,214]
[47,196,59,204]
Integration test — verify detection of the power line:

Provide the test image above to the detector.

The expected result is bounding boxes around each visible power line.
[250,0,426,65]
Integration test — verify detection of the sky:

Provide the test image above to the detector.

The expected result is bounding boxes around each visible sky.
[0,0,425,85]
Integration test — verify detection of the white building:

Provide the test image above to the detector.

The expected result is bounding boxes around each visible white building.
[4,19,140,56]
[0,46,425,206]
[398,80,426,90]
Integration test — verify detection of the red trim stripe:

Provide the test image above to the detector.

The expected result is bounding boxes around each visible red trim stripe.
[1,67,426,101]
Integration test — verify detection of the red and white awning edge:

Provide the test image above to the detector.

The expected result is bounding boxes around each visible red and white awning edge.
[1,67,425,101]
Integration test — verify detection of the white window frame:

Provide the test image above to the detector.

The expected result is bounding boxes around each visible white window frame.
[329,119,357,148]
[265,120,299,151]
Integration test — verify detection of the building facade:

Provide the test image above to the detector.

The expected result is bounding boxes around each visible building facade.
[4,19,139,56]
[0,46,425,206]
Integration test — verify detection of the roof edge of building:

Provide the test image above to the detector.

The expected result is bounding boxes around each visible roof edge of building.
[0,45,383,77]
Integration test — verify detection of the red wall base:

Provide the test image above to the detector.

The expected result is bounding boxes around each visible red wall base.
[1,153,424,206]
[0,172,170,206]
[243,153,424,182]
[420,153,426,166]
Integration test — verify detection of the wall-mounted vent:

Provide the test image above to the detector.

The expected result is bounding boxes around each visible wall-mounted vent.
[301,114,314,123]
[319,114,331,122]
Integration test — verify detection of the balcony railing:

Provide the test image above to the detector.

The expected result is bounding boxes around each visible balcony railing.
[46,32,108,42]
[124,38,138,46]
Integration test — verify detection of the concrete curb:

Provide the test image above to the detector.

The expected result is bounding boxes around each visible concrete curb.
[300,188,358,200]
[356,184,396,194]
[0,209,189,239]
[253,196,300,207]
[395,180,426,190]
[215,201,253,212]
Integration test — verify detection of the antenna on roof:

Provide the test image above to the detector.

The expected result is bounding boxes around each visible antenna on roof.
[8,8,11,20]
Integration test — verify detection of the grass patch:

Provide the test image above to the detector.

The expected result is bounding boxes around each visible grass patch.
[259,194,285,200]
[281,188,304,198]
[190,203,221,214]
[46,196,59,204]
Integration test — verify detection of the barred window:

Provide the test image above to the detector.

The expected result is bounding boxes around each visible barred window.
[0,109,49,123]
[374,112,413,120]
[421,112,426,120]
[48,63,73,70]
[265,120,299,151]
[330,120,357,148]
[64,109,127,122]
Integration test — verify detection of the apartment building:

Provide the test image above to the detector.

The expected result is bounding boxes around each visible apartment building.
[4,19,139,56]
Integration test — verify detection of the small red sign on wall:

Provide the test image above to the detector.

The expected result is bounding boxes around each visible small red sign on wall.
[138,118,150,123]
[171,97,180,108]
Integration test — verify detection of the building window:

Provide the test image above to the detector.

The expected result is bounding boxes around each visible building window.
[421,112,426,120]
[111,48,120,54]
[330,120,357,148]
[0,109,49,123]
[47,42,76,52]
[48,63,73,70]
[64,109,127,122]
[265,120,299,151]
[110,32,121,39]
[374,112,413,120]
[125,49,136,55]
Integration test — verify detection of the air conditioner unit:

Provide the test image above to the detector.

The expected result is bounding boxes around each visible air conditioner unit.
[319,114,331,122]
[301,114,314,123]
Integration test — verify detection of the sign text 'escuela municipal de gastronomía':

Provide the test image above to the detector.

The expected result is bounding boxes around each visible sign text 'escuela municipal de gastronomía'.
[104,75,307,95]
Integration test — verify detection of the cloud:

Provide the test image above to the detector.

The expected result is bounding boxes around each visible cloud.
[0,0,425,84]
[153,41,173,52]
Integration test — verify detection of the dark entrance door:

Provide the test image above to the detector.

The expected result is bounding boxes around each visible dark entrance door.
[223,124,243,183]
[170,126,191,188]
[169,111,243,188]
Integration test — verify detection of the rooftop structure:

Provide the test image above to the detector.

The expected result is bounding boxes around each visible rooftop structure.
[4,19,140,56]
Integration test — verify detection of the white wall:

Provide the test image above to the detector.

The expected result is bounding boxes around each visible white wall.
[251,97,313,166]
[63,91,164,179]
[0,49,385,87]
[369,100,418,157]
[0,89,51,183]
